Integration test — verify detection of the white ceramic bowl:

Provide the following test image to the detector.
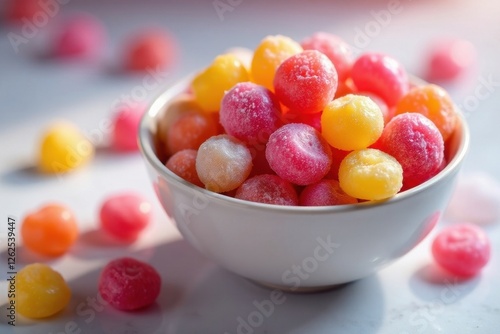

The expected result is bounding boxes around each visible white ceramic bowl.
[139,78,469,292]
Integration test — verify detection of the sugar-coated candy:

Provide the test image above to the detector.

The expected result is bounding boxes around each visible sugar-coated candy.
[334,78,357,99]
[100,192,153,242]
[220,82,282,145]
[339,148,403,200]
[124,29,176,71]
[321,94,384,151]
[6,0,41,23]
[99,257,161,311]
[192,54,249,112]
[395,84,457,141]
[111,103,146,152]
[357,91,392,124]
[274,50,338,114]
[225,47,253,71]
[196,135,253,192]
[351,53,409,107]
[424,38,476,82]
[251,35,303,91]
[39,121,94,173]
[445,172,500,224]
[432,223,490,277]
[301,32,353,82]
[53,14,105,59]
[300,179,358,206]
[266,123,332,186]
[235,174,298,206]
[21,203,79,256]
[282,109,322,132]
[166,149,204,187]
[377,113,444,190]
[14,263,71,319]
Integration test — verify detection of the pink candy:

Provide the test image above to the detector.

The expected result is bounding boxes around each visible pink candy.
[424,38,476,82]
[111,104,146,152]
[300,179,358,206]
[124,30,176,71]
[235,174,298,206]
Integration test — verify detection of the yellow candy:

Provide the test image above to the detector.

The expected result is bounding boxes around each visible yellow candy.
[339,148,403,200]
[39,121,94,174]
[321,94,384,151]
[251,35,303,91]
[191,53,249,112]
[13,263,71,319]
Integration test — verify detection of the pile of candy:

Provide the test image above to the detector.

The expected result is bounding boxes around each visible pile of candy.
[158,33,457,205]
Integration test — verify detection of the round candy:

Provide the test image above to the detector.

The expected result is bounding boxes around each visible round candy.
[301,32,353,82]
[39,121,94,174]
[351,53,409,107]
[124,29,176,71]
[300,179,358,206]
[100,193,152,242]
[196,135,253,193]
[282,109,322,132]
[165,149,203,187]
[321,94,384,151]
[266,123,332,186]
[251,35,303,91]
[395,84,457,141]
[377,113,444,190]
[111,103,146,152]
[99,257,161,311]
[192,53,249,112]
[357,91,392,124]
[274,50,338,114]
[6,0,41,23]
[338,148,403,200]
[21,203,79,257]
[235,174,298,206]
[432,224,491,277]
[220,82,282,145]
[424,38,476,82]
[14,263,71,319]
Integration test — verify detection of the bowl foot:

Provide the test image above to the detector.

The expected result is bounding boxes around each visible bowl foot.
[250,279,349,293]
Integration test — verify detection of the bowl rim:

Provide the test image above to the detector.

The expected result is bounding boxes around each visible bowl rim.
[138,76,470,214]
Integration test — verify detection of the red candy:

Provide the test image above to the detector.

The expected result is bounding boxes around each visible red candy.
[100,193,153,242]
[98,257,161,311]
[124,30,176,71]
[351,53,409,107]
[432,224,491,277]
[235,174,298,206]
[377,113,444,190]
[111,104,146,151]
[6,0,41,23]
[220,82,282,145]
[266,123,332,186]
[299,179,358,206]
[424,38,476,82]
[165,149,203,187]
[274,50,338,114]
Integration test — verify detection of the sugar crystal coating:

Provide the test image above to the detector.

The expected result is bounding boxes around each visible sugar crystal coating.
[300,179,358,206]
[166,149,204,187]
[235,174,298,205]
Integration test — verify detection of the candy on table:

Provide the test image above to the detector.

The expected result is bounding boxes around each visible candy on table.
[266,123,332,186]
[445,172,500,224]
[5,0,41,23]
[192,53,249,112]
[165,149,204,187]
[321,94,384,151]
[111,103,146,152]
[100,192,153,242]
[235,174,299,206]
[53,14,106,59]
[299,179,358,206]
[350,52,409,107]
[274,50,338,114]
[98,257,161,311]
[377,113,444,190]
[13,263,71,319]
[220,82,282,145]
[196,134,253,193]
[395,84,457,141]
[424,38,477,82]
[338,148,403,200]
[39,121,94,174]
[251,35,303,91]
[21,203,79,256]
[124,29,177,71]
[300,31,353,82]
[432,223,491,277]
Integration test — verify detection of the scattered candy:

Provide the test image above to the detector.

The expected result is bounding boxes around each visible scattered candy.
[21,203,79,256]
[124,29,176,71]
[235,174,298,206]
[432,223,491,277]
[166,149,204,187]
[98,257,161,311]
[100,192,153,242]
[111,103,146,152]
[14,263,71,319]
[5,0,41,23]
[39,121,94,174]
[299,179,358,206]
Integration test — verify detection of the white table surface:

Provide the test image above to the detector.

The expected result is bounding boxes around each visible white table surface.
[1,0,499,333]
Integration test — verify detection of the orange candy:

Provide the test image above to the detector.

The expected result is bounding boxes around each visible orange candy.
[21,204,79,257]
